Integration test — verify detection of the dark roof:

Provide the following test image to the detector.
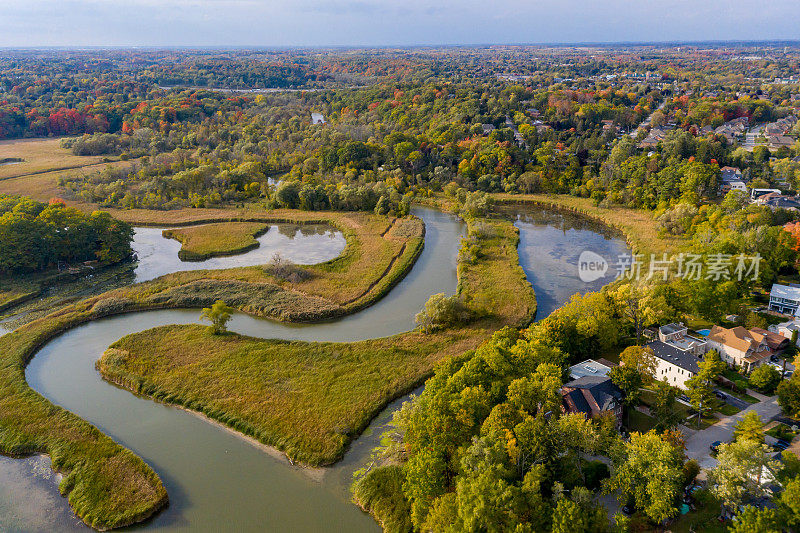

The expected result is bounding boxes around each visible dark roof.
[563,375,623,412]
[767,196,800,210]
[646,340,700,373]
[563,389,592,416]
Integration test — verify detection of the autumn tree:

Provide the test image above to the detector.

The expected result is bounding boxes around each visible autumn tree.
[734,412,765,444]
[709,439,780,516]
[200,300,234,335]
[604,431,684,523]
[685,350,726,428]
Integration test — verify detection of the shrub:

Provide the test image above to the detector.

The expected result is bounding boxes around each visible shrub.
[414,293,472,333]
[91,297,133,316]
[778,376,800,417]
[468,221,495,240]
[459,191,492,219]
[682,459,701,486]
[264,252,310,283]
[734,378,749,392]
[750,364,781,394]
[457,238,480,265]
[200,300,234,334]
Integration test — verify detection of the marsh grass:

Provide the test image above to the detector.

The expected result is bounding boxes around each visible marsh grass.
[0,138,118,181]
[0,207,530,528]
[0,208,432,528]
[99,324,478,465]
[94,216,535,466]
[162,222,269,261]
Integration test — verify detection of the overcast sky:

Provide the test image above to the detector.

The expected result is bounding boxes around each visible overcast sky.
[1,0,799,47]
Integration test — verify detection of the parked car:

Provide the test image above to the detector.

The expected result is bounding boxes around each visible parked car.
[771,355,780,363]
[711,440,723,453]
[714,390,726,399]
[679,394,690,403]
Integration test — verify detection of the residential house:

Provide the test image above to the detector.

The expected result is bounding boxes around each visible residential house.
[720,166,743,182]
[722,180,748,193]
[646,340,700,390]
[639,128,667,148]
[750,327,790,353]
[658,322,708,356]
[769,319,800,345]
[714,117,748,144]
[561,375,624,427]
[601,119,617,132]
[751,188,782,201]
[756,192,800,211]
[705,325,776,372]
[767,135,795,150]
[768,283,800,315]
[568,359,612,381]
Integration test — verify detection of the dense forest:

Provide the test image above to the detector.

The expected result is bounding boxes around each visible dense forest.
[0,196,133,274]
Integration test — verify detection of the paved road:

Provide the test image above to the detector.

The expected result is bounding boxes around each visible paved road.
[684,397,781,470]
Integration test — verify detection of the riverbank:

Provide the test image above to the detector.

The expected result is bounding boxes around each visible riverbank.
[94,215,535,468]
[0,208,426,530]
[493,193,687,256]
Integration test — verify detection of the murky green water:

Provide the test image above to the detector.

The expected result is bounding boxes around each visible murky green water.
[1,205,628,532]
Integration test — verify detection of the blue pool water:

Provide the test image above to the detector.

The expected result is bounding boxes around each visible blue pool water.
[697,329,711,336]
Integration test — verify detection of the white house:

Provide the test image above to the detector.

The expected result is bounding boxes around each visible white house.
[658,323,708,356]
[769,283,800,316]
[646,340,700,390]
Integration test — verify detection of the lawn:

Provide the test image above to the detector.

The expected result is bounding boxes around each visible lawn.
[626,409,657,433]
[162,222,269,261]
[669,489,726,533]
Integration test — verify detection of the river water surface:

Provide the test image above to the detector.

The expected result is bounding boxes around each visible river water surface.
[1,205,628,532]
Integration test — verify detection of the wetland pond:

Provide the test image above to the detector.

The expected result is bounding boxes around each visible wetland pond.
[1,205,628,532]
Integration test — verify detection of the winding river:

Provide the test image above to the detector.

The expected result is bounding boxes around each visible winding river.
[0,205,628,532]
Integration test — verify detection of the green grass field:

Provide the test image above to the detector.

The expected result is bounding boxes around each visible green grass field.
[162,222,269,260]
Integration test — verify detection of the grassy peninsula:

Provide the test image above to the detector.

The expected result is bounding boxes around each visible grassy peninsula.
[95,216,535,466]
[162,222,269,261]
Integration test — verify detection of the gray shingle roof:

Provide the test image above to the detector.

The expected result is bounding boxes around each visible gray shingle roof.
[563,375,623,412]
[646,340,700,373]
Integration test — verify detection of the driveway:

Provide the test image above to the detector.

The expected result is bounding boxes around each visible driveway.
[684,397,781,470]
[714,389,749,410]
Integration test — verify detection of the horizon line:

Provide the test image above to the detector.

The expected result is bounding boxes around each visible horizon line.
[2,39,800,51]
